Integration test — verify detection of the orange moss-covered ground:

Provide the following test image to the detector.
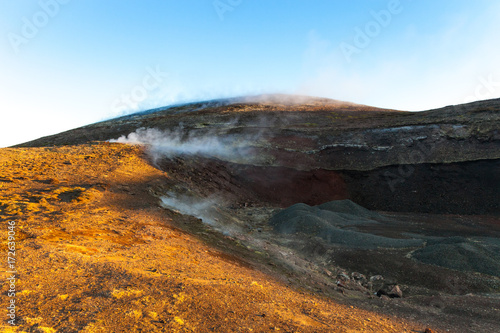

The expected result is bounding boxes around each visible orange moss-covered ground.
[0,143,431,332]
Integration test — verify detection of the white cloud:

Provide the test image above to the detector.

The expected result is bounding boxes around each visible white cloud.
[297,3,500,111]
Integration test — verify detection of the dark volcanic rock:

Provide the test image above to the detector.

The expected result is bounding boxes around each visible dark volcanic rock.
[269,200,424,249]
[412,237,500,277]
[388,285,403,298]
[14,94,500,214]
[377,284,403,298]
[342,159,500,214]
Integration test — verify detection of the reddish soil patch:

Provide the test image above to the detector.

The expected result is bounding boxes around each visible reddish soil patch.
[233,166,348,207]
[159,156,349,207]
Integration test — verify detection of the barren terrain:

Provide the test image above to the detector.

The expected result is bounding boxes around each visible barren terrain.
[1,143,430,332]
[2,95,500,332]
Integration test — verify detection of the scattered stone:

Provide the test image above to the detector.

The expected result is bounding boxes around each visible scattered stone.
[388,285,403,298]
[368,275,384,291]
[425,328,436,333]
[336,280,348,289]
[376,284,403,298]
[351,272,366,283]
[337,272,350,281]
[369,275,384,282]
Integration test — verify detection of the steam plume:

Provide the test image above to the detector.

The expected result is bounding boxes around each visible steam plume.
[110,127,256,164]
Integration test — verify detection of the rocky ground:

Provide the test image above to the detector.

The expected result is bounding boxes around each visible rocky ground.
[152,153,500,333]
[1,143,432,332]
[3,94,500,332]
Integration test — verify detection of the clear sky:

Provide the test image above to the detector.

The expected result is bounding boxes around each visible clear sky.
[1,0,499,147]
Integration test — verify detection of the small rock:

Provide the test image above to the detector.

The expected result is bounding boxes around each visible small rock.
[388,285,403,298]
[336,280,348,288]
[369,275,385,291]
[351,272,366,283]
[424,328,436,333]
[376,284,403,298]
[336,272,350,281]
[369,275,384,282]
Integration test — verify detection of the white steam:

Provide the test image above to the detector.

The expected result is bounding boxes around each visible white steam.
[159,193,242,236]
[110,127,257,164]
[160,193,220,226]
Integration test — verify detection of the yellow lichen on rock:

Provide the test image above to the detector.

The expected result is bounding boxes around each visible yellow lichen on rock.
[39,327,56,333]
[126,310,143,320]
[23,317,43,326]
[251,281,264,289]
[174,317,185,325]
[111,288,143,299]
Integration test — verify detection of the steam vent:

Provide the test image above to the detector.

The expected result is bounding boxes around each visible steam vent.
[3,95,500,332]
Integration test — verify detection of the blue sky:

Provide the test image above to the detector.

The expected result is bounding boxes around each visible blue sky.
[1,0,499,147]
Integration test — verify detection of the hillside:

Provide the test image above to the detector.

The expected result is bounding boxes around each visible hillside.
[3,95,500,332]
[1,144,427,332]
[16,94,500,214]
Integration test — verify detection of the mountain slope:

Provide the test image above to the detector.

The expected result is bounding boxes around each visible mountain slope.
[3,95,500,332]
[0,143,426,332]
[15,95,500,169]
